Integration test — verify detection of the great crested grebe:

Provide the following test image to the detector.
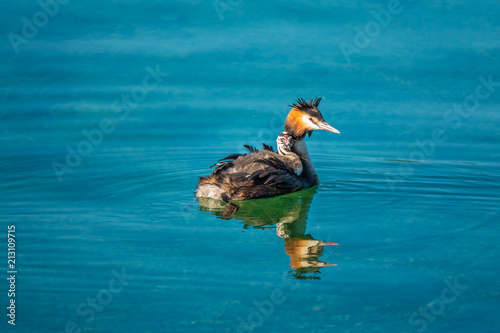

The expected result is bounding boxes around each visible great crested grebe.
[196,97,340,215]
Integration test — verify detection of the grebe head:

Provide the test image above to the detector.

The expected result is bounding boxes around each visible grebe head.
[284,97,340,140]
[277,132,293,154]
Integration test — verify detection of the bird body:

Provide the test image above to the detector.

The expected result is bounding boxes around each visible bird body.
[195,97,340,216]
[196,141,308,202]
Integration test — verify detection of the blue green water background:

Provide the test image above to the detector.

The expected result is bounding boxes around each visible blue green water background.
[1,1,499,332]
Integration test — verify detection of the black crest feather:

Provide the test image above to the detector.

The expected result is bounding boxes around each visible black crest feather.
[289,97,322,111]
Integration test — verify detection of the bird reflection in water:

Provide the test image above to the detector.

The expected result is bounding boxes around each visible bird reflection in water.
[198,186,338,279]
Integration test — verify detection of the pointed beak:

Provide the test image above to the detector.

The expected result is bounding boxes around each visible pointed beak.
[317,121,340,134]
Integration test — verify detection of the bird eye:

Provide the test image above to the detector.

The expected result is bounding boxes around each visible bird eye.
[309,117,313,122]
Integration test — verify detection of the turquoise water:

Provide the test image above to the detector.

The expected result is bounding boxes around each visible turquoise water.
[1,0,500,332]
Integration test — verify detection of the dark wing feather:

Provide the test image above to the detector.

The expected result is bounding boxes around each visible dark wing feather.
[243,145,259,153]
[262,143,274,152]
[253,157,297,175]
[212,161,234,174]
[234,157,309,198]
[217,153,244,163]
[209,153,245,169]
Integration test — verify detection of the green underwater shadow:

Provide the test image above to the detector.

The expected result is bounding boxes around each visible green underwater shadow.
[198,186,338,280]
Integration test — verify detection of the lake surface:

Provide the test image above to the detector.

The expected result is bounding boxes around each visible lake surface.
[1,0,499,332]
